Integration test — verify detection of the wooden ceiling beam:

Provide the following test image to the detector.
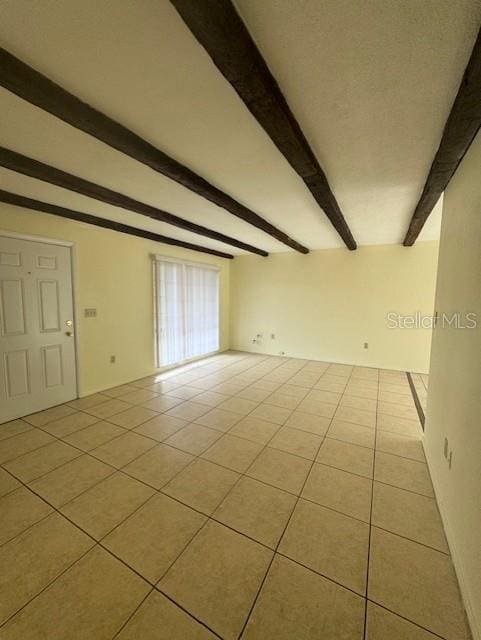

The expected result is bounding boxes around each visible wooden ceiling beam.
[0,190,234,259]
[0,47,308,254]
[404,29,481,246]
[171,0,357,250]
[0,147,268,256]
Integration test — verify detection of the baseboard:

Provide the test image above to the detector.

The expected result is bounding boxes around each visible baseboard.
[423,442,480,640]
[229,346,430,374]
[80,348,229,397]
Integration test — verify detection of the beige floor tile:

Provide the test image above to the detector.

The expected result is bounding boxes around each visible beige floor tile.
[201,434,263,472]
[302,463,372,522]
[63,420,126,451]
[4,440,81,483]
[166,401,211,421]
[85,398,131,419]
[251,379,282,392]
[217,396,258,415]
[123,443,193,489]
[193,390,230,407]
[378,390,415,407]
[162,458,239,515]
[119,389,159,404]
[340,394,377,411]
[279,499,369,594]
[243,555,365,639]
[0,546,149,640]
[91,431,157,468]
[327,364,353,376]
[268,427,322,460]
[366,602,440,639]
[0,419,32,441]
[375,430,425,462]
[147,380,181,394]
[379,382,412,396]
[316,438,374,478]
[0,512,94,624]
[305,388,342,405]
[238,386,274,402]
[141,395,183,413]
[247,447,311,495]
[116,590,217,639]
[29,454,114,506]
[160,521,272,640]
[344,384,378,400]
[229,415,280,444]
[42,411,99,438]
[164,423,221,455]
[107,405,159,429]
[212,381,247,395]
[61,472,155,539]
[314,378,347,393]
[374,452,434,497]
[277,383,309,399]
[165,386,204,401]
[265,392,302,410]
[0,487,53,545]
[284,410,330,436]
[134,414,187,441]
[352,366,378,380]
[250,403,292,425]
[22,404,76,426]
[378,401,418,421]
[66,393,109,410]
[0,429,54,464]
[0,468,20,497]
[104,493,205,583]
[368,528,471,640]
[214,476,296,548]
[195,407,242,432]
[102,383,139,398]
[372,482,448,552]
[327,419,376,448]
[297,397,337,418]
[334,405,376,428]
[377,413,421,437]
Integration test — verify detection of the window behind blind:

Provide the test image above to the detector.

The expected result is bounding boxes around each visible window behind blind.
[153,257,220,367]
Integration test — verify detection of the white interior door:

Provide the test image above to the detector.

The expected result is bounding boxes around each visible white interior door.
[0,235,77,423]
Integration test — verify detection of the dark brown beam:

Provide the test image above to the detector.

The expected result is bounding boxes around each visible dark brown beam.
[0,190,234,259]
[404,29,481,246]
[171,0,356,251]
[0,147,268,257]
[0,47,308,254]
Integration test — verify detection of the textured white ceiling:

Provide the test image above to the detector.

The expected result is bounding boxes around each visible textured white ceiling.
[0,0,479,255]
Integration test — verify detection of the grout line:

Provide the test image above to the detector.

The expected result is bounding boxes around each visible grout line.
[362,368,379,640]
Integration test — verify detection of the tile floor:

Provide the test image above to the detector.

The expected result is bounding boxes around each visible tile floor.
[0,352,471,639]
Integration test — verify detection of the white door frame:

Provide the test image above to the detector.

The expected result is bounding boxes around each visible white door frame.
[0,229,81,401]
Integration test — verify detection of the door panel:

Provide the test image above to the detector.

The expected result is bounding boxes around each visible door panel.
[1,279,26,335]
[0,235,77,423]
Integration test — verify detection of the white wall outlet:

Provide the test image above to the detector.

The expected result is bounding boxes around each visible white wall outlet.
[364,342,369,349]
[110,355,116,364]
[271,333,276,339]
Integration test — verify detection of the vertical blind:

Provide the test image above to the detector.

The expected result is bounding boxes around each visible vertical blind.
[154,257,220,366]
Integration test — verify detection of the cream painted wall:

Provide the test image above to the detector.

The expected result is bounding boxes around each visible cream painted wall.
[230,242,439,373]
[424,132,481,639]
[0,205,231,396]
